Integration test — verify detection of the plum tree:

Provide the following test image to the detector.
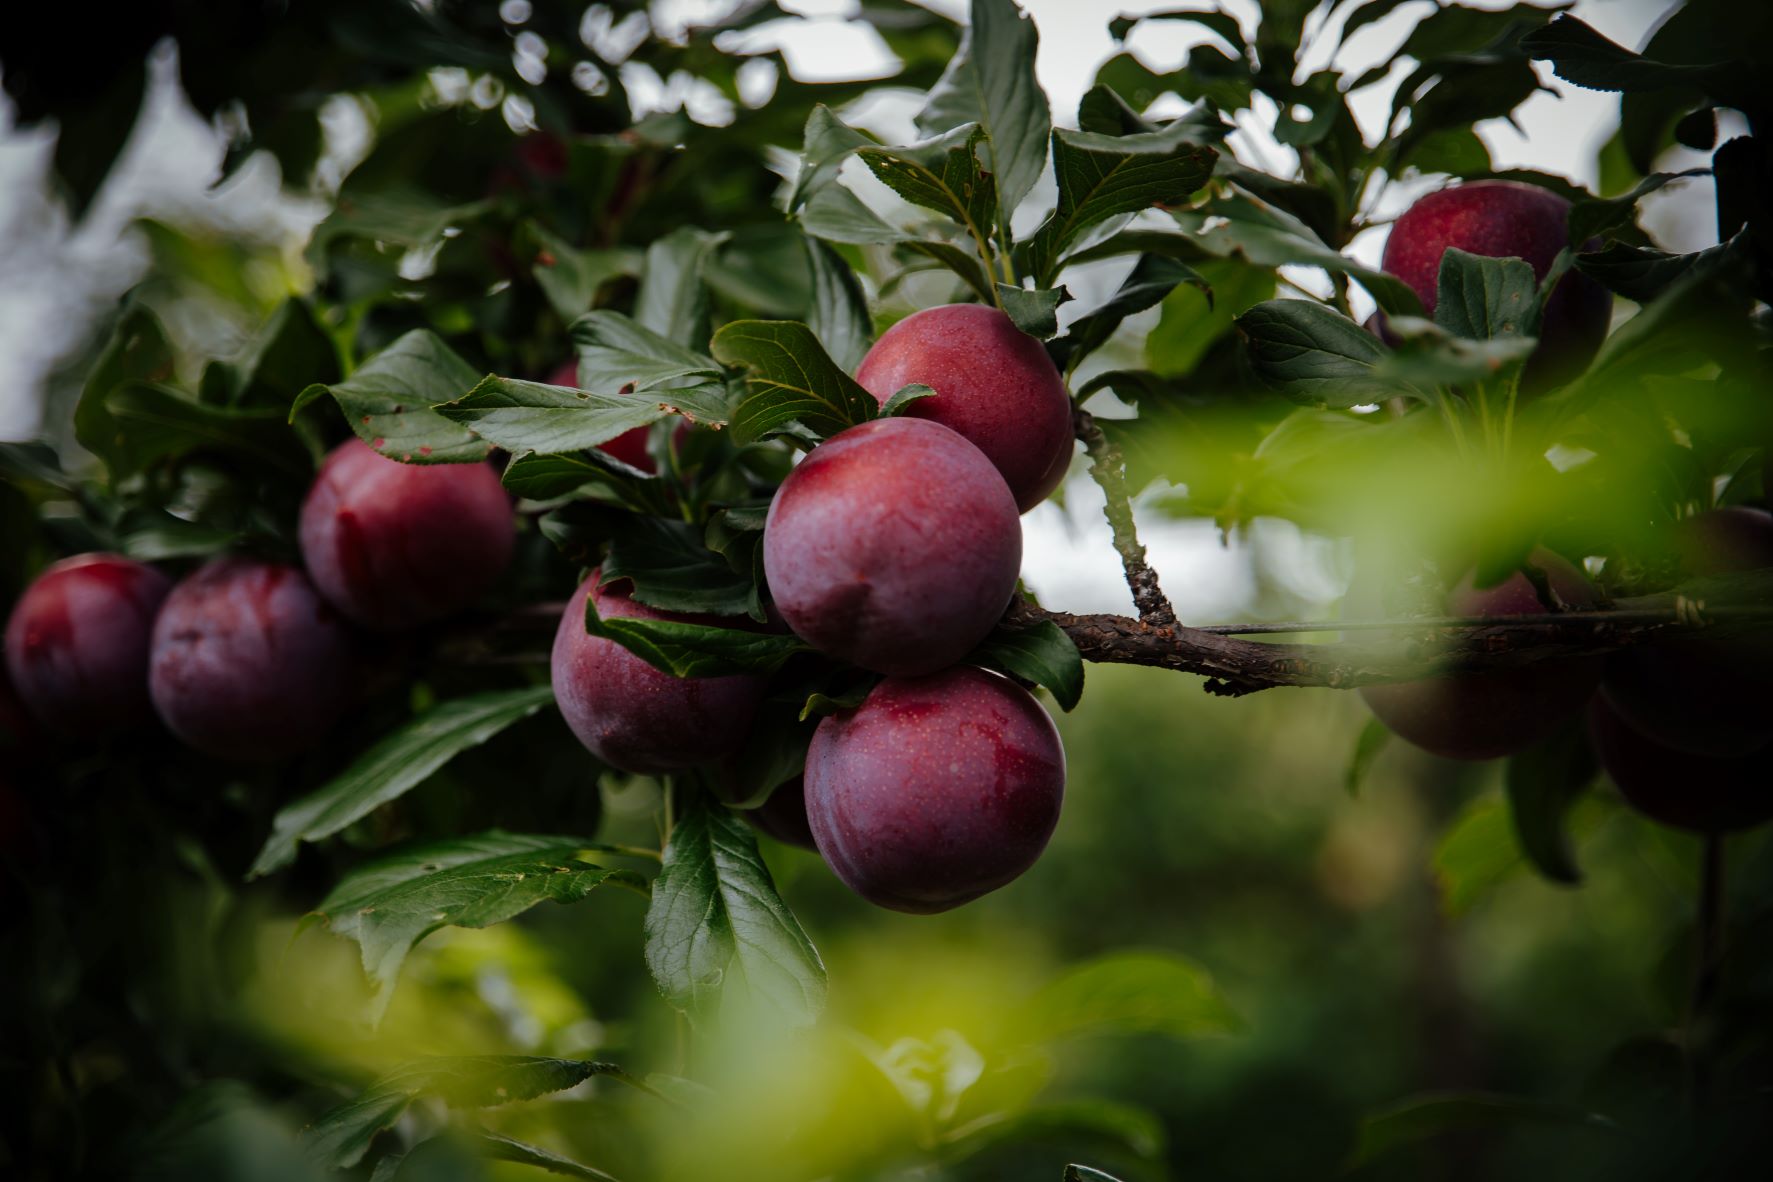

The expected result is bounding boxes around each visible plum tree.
[855,304,1074,512]
[299,438,516,629]
[546,362,657,472]
[763,417,1022,677]
[148,557,353,761]
[1601,506,1773,755]
[551,572,764,774]
[1381,180,1611,389]
[805,666,1066,913]
[746,777,817,851]
[1589,700,1773,832]
[4,553,171,735]
[1359,549,1601,760]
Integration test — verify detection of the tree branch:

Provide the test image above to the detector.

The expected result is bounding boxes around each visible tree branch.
[1073,405,1175,628]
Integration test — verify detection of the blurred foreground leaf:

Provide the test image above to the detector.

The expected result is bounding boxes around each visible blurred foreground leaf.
[1348,1092,1617,1168]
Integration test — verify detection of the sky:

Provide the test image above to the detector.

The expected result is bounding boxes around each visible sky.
[0,0,1713,621]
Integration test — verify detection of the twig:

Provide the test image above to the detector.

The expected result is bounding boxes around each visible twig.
[1073,405,1176,628]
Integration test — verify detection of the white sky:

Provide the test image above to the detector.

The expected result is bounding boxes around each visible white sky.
[0,0,1714,621]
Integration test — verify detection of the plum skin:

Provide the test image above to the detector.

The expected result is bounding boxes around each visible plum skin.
[1382,180,1612,390]
[148,557,353,761]
[855,304,1074,512]
[4,553,171,735]
[1359,549,1601,761]
[299,437,515,629]
[763,417,1023,678]
[1600,506,1773,756]
[746,777,818,851]
[1589,700,1773,833]
[805,666,1066,914]
[550,572,765,775]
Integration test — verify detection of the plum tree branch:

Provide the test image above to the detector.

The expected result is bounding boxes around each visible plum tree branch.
[1073,405,1176,629]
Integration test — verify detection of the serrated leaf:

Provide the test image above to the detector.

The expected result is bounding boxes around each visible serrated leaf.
[1504,721,1595,886]
[713,320,880,444]
[1434,248,1540,341]
[915,0,1052,223]
[788,104,876,211]
[644,796,826,1026]
[970,620,1084,712]
[1345,716,1391,797]
[1235,300,1388,406]
[250,688,556,878]
[879,383,939,418]
[858,125,998,253]
[306,1057,637,1170]
[529,223,643,322]
[1051,253,1209,370]
[309,833,645,1022]
[500,450,670,514]
[474,1131,623,1182]
[1520,15,1716,93]
[1349,1093,1616,1169]
[1567,168,1708,245]
[584,589,806,677]
[996,283,1071,338]
[805,239,872,373]
[602,517,763,619]
[798,184,995,301]
[435,375,667,455]
[1027,950,1240,1042]
[103,383,312,478]
[635,226,725,349]
[569,310,723,395]
[1028,122,1218,285]
[301,330,489,463]
[1573,240,1734,303]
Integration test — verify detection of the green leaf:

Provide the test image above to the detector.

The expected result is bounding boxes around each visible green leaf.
[1147,258,1275,376]
[100,383,312,478]
[1567,168,1709,245]
[1051,253,1209,371]
[1434,248,1540,341]
[1370,316,1537,387]
[602,517,763,619]
[568,310,724,398]
[309,832,645,1022]
[880,383,939,418]
[306,1057,639,1169]
[798,183,995,301]
[1520,15,1717,93]
[787,104,876,211]
[529,224,643,322]
[237,299,341,407]
[584,592,809,678]
[1349,1093,1617,1169]
[1431,796,1522,916]
[857,125,998,253]
[996,283,1072,339]
[915,0,1053,223]
[635,226,725,349]
[250,688,556,879]
[1572,240,1733,303]
[644,795,826,1026]
[805,239,872,374]
[474,1131,623,1182]
[301,330,489,463]
[1027,950,1240,1042]
[713,320,880,444]
[1064,1168,1126,1182]
[1028,122,1218,285]
[1076,83,1159,136]
[1503,721,1596,886]
[970,620,1085,712]
[435,376,667,455]
[500,450,670,514]
[1345,716,1391,797]
[1234,300,1388,406]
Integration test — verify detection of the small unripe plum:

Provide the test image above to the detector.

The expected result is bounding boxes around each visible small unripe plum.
[1589,700,1773,833]
[546,362,657,473]
[1382,180,1611,389]
[763,417,1022,677]
[1359,549,1601,760]
[746,777,817,851]
[551,572,765,775]
[4,554,171,735]
[805,667,1065,914]
[300,438,515,629]
[1601,506,1773,756]
[148,558,353,761]
[855,304,1074,512]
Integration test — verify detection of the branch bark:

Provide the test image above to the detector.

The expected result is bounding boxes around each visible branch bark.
[1074,405,1175,628]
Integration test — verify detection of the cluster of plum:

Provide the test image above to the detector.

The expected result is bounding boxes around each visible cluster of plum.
[1355,180,1773,833]
[553,304,1075,913]
[4,438,516,759]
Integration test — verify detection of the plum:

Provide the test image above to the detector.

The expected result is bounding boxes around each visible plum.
[300,438,515,629]
[550,572,765,775]
[4,554,171,735]
[1381,180,1611,389]
[763,417,1022,677]
[1601,506,1773,756]
[855,304,1074,512]
[746,777,817,851]
[1359,549,1602,760]
[1589,700,1773,833]
[148,557,353,760]
[546,361,657,473]
[805,666,1066,913]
